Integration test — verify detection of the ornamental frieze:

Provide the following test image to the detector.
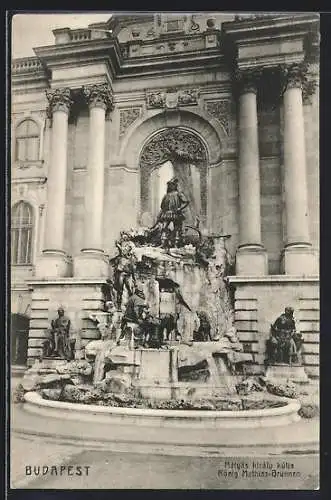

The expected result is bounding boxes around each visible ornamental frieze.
[83,83,114,111]
[119,107,142,136]
[146,88,200,109]
[46,88,73,118]
[140,128,206,167]
[204,100,231,135]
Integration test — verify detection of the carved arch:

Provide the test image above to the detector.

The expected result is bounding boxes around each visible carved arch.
[139,127,208,225]
[118,108,224,168]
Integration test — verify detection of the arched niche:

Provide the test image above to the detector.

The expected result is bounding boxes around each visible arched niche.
[139,127,208,227]
[118,108,224,169]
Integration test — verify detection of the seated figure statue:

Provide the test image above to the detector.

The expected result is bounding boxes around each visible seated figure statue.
[266,307,303,365]
[42,307,74,361]
[117,288,147,346]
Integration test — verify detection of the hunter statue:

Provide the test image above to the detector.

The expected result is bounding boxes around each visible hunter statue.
[152,177,189,248]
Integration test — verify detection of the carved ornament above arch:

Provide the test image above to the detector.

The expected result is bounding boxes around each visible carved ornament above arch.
[139,127,207,167]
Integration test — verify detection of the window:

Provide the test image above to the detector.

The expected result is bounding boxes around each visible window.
[15,119,39,162]
[11,202,33,265]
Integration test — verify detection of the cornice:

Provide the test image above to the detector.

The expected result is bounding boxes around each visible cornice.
[13,39,225,86]
[222,13,319,71]
[222,13,319,38]
[228,275,319,284]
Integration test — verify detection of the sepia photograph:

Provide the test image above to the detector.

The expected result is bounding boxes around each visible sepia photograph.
[9,11,320,490]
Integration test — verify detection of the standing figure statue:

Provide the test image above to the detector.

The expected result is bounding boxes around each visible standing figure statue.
[155,177,189,248]
[42,307,73,360]
[101,279,117,313]
[112,232,137,310]
[266,307,303,365]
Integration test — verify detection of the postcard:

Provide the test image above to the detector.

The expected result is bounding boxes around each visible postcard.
[9,11,319,490]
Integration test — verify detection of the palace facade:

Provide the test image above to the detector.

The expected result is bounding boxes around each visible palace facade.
[11,13,319,375]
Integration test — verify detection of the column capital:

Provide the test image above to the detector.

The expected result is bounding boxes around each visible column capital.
[280,63,307,90]
[46,87,73,117]
[280,62,317,103]
[83,83,114,111]
[234,68,262,95]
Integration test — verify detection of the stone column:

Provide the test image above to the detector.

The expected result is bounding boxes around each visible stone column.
[281,64,317,275]
[36,88,73,277]
[73,83,114,277]
[235,70,268,276]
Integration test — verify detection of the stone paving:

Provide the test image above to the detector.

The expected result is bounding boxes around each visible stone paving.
[11,438,319,490]
[10,435,83,489]
[9,373,320,489]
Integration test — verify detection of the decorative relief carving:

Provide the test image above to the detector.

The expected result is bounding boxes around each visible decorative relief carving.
[190,15,200,31]
[119,107,142,136]
[234,69,262,95]
[205,100,231,135]
[83,83,114,111]
[146,88,200,109]
[140,128,206,167]
[46,88,73,118]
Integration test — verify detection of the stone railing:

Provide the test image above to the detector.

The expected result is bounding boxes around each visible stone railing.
[70,29,92,42]
[53,27,111,45]
[12,57,43,73]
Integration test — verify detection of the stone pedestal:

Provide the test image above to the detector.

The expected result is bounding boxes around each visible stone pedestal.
[138,349,173,384]
[73,250,109,278]
[236,245,268,276]
[265,364,309,384]
[282,245,318,276]
[35,250,73,278]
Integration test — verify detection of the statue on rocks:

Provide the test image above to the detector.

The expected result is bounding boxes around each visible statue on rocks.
[206,262,234,339]
[111,231,137,310]
[140,305,163,348]
[117,288,147,346]
[266,307,303,365]
[193,311,212,342]
[151,177,189,248]
[42,307,74,360]
[101,279,117,313]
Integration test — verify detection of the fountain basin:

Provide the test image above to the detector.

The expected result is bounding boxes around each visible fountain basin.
[134,381,238,400]
[23,391,301,429]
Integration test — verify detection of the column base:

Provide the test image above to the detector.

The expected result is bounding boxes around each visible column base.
[73,249,109,278]
[35,250,73,278]
[281,244,318,276]
[235,245,268,276]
